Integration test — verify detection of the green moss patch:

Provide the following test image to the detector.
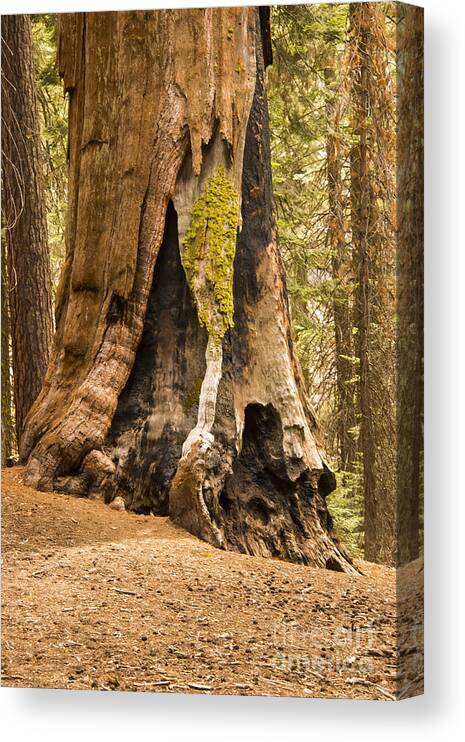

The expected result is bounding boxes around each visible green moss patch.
[182,167,239,342]
[182,377,203,414]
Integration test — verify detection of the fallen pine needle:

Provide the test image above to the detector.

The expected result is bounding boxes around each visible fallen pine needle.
[346,677,396,700]
[114,588,138,596]
[188,683,212,691]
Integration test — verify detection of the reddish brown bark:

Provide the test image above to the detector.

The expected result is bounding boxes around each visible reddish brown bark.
[1,14,54,443]
[349,3,396,564]
[1,240,14,464]
[396,4,423,564]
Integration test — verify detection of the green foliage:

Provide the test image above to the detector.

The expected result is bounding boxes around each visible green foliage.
[182,167,239,342]
[31,14,68,292]
[268,4,351,453]
[326,463,364,559]
[182,377,203,414]
[268,5,366,557]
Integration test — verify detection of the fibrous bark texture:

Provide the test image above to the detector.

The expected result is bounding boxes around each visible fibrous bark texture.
[396,4,423,564]
[1,240,14,464]
[349,4,397,565]
[349,3,423,566]
[21,8,353,572]
[1,14,54,443]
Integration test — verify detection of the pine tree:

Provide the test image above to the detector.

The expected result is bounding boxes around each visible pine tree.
[396,3,424,563]
[349,3,397,564]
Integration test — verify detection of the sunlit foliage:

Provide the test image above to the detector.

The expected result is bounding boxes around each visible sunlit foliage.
[31,14,67,292]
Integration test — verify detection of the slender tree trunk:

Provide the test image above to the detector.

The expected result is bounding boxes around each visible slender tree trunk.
[1,14,54,444]
[349,4,396,564]
[325,64,356,473]
[1,240,14,464]
[396,4,423,564]
[20,8,353,572]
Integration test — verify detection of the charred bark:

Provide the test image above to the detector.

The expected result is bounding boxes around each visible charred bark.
[1,14,54,443]
[106,201,207,514]
[169,47,350,568]
[21,8,353,572]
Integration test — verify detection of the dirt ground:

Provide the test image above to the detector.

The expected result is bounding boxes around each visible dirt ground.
[1,467,423,700]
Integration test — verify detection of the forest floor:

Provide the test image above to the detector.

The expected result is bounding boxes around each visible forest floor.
[1,467,423,700]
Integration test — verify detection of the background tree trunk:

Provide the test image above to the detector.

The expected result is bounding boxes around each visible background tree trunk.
[349,4,396,564]
[1,14,54,444]
[1,240,14,464]
[325,64,357,473]
[396,4,423,564]
[20,8,352,572]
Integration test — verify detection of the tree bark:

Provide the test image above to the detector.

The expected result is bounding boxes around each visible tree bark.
[21,8,353,572]
[396,4,423,564]
[1,240,14,465]
[349,4,397,564]
[1,14,54,444]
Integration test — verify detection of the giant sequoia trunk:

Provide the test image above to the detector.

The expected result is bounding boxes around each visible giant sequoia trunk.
[1,14,54,442]
[21,8,352,571]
